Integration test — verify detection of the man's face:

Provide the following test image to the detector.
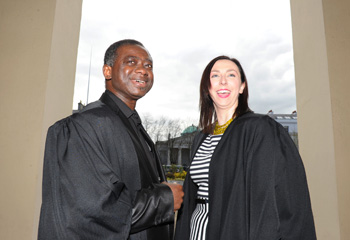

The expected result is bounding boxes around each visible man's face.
[103,44,154,109]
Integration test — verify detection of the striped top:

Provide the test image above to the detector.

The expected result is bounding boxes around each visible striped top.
[189,134,222,240]
[190,134,222,199]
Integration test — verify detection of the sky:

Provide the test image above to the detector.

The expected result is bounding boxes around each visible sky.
[73,0,296,124]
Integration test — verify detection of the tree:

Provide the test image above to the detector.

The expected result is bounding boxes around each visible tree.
[141,113,197,142]
[141,113,199,166]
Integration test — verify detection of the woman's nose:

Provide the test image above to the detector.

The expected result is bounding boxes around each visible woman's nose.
[220,76,227,85]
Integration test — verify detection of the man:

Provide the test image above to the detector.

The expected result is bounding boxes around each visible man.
[38,39,184,239]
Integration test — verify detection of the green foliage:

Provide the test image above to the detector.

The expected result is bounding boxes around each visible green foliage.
[174,171,187,179]
[170,164,177,173]
[164,164,187,180]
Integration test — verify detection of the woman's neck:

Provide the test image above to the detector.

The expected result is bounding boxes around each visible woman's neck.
[215,108,236,125]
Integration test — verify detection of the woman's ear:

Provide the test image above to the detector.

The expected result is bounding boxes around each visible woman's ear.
[239,82,246,94]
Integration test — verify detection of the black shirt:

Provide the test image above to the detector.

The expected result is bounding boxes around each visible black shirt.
[105,90,159,179]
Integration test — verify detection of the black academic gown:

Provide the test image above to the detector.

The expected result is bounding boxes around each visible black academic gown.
[38,91,174,240]
[175,112,316,240]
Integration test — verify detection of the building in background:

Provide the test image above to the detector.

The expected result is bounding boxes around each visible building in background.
[156,111,299,168]
[156,125,199,168]
[267,110,299,147]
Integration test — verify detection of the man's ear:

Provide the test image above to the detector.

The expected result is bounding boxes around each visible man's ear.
[103,64,112,80]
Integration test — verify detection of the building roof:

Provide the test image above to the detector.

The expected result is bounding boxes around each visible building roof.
[181,125,199,135]
[267,110,297,120]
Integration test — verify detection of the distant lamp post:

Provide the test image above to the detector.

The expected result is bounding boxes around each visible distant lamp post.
[86,46,92,105]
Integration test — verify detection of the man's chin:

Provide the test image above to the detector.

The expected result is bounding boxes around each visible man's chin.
[137,87,152,95]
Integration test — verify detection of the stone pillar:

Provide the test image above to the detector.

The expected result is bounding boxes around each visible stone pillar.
[167,148,171,165]
[0,0,82,239]
[290,0,350,239]
[177,148,182,165]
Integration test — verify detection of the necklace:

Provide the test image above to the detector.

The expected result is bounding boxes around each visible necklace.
[213,118,233,135]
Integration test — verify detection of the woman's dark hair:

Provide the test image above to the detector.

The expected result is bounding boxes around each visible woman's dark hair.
[199,55,251,133]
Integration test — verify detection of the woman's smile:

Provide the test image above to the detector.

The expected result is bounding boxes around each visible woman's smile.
[216,89,231,98]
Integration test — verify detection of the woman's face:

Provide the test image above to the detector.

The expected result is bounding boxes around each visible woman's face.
[209,59,245,112]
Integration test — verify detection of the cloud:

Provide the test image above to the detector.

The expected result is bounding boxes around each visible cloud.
[73,0,297,121]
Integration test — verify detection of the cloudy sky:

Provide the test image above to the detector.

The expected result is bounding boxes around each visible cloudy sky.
[73,0,296,124]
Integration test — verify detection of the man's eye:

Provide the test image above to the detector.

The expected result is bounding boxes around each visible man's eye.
[127,60,135,64]
[145,64,153,68]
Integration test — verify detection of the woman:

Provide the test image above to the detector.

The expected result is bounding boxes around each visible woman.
[175,56,316,240]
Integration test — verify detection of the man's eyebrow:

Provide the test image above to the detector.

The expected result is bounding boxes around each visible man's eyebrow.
[124,55,153,63]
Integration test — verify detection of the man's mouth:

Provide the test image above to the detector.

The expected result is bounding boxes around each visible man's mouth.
[135,79,146,84]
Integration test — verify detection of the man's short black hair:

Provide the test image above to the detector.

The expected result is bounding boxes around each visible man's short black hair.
[104,39,144,67]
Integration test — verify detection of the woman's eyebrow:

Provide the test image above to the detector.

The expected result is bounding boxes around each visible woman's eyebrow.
[211,69,238,73]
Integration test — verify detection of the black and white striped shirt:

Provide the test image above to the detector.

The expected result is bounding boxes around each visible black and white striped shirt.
[189,134,222,240]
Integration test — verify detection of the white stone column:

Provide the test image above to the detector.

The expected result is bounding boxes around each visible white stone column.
[177,148,182,165]
[291,0,350,239]
[167,149,171,165]
[0,0,82,239]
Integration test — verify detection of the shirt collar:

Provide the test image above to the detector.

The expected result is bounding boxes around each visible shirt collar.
[105,90,141,124]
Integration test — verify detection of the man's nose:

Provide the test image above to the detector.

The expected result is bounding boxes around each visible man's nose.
[135,64,148,76]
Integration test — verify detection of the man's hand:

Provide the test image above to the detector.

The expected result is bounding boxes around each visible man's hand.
[162,182,184,211]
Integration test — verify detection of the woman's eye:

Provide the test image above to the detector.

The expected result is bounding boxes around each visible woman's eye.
[228,73,236,77]
[211,74,218,78]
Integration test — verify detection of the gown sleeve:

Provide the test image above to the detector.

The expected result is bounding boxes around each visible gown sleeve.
[38,117,133,239]
[273,120,316,239]
[248,116,316,240]
[130,183,174,233]
[39,116,174,239]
